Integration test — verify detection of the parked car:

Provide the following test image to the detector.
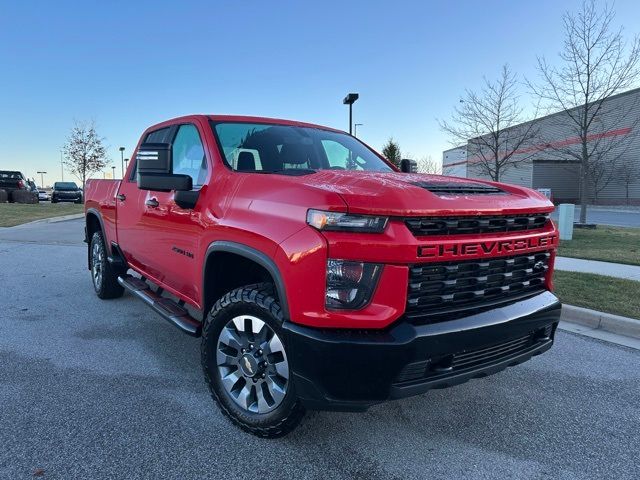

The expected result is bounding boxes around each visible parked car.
[38,188,50,201]
[51,182,82,203]
[84,114,560,437]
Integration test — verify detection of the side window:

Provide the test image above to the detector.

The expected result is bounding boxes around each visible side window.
[172,124,208,187]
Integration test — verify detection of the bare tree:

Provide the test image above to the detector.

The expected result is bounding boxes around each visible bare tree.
[615,160,640,204]
[440,65,540,182]
[416,155,441,174]
[382,138,402,168]
[529,0,640,221]
[62,121,109,191]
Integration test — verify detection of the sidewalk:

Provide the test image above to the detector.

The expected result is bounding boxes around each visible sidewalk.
[555,256,640,281]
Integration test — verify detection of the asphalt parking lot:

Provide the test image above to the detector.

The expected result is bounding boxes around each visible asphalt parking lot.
[1,219,639,479]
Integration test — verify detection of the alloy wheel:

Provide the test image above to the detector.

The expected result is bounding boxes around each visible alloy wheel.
[217,315,289,414]
[92,241,103,290]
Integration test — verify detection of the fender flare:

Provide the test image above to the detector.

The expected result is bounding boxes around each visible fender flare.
[203,241,290,321]
[85,208,108,269]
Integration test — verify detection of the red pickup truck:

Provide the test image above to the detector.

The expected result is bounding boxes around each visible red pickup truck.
[85,114,561,437]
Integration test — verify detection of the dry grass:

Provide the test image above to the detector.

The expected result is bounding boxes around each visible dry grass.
[0,203,83,227]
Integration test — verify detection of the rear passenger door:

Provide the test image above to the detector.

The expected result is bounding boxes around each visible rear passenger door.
[117,126,174,272]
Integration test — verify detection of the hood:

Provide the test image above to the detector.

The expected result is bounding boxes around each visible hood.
[290,170,553,216]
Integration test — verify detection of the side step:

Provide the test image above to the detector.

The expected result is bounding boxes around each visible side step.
[117,275,202,337]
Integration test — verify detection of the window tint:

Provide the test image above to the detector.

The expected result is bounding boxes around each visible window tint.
[145,127,171,144]
[321,140,365,170]
[172,124,208,187]
[212,122,393,173]
[129,127,173,181]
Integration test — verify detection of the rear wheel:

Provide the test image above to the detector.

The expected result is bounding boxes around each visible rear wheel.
[201,283,304,438]
[90,231,124,299]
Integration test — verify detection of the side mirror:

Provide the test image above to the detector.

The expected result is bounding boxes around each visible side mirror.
[400,158,418,173]
[138,173,192,192]
[137,143,172,174]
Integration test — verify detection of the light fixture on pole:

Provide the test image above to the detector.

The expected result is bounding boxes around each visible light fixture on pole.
[342,93,359,135]
[119,147,125,179]
[36,171,47,188]
[354,123,363,137]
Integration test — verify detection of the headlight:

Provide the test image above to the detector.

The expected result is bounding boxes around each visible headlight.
[326,259,382,310]
[307,209,388,233]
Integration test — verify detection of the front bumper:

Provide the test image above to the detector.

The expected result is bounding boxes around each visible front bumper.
[53,192,82,202]
[283,291,561,411]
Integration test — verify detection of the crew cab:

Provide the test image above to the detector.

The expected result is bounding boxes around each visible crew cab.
[84,114,561,437]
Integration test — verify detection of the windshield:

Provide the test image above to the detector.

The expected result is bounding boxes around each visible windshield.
[211,122,394,173]
[55,182,78,190]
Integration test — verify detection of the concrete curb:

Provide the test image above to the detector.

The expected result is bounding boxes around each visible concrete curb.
[2,213,84,228]
[561,304,640,339]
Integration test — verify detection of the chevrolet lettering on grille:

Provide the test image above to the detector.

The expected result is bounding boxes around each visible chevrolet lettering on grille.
[418,234,557,258]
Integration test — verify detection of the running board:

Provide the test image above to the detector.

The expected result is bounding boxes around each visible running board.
[117,275,202,337]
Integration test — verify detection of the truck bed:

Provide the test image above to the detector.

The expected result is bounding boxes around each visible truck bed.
[85,179,121,246]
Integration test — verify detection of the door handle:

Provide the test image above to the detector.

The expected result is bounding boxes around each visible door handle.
[116,194,126,201]
[145,198,159,208]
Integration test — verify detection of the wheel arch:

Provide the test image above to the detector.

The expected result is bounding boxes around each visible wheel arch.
[85,209,106,269]
[202,241,290,321]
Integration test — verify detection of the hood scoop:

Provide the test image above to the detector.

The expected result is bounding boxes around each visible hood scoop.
[412,181,504,195]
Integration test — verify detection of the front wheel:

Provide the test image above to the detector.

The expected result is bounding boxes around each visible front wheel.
[201,283,304,438]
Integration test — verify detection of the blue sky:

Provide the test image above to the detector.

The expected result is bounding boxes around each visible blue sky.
[1,0,639,185]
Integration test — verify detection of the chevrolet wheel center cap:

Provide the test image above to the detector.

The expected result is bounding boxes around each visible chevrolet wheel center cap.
[239,354,258,377]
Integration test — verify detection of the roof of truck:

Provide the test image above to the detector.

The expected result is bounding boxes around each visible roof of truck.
[146,114,344,134]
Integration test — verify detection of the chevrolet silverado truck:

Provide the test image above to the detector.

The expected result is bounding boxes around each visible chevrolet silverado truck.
[84,114,561,437]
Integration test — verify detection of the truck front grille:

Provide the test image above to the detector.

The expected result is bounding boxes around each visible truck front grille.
[405,213,549,236]
[406,251,550,323]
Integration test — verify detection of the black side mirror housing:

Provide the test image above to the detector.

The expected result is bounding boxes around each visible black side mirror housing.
[400,158,418,173]
[137,143,172,174]
[138,173,192,192]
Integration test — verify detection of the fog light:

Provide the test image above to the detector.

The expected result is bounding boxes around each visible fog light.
[326,259,382,310]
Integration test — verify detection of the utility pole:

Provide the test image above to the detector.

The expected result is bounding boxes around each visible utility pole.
[60,150,64,181]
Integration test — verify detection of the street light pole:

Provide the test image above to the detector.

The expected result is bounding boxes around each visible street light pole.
[124,158,130,177]
[342,93,359,135]
[111,166,116,179]
[119,147,125,179]
[354,123,363,138]
[37,171,47,188]
[60,150,64,181]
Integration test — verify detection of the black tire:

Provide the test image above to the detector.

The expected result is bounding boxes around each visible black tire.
[201,283,305,438]
[89,231,124,299]
[0,189,7,203]
[51,197,57,203]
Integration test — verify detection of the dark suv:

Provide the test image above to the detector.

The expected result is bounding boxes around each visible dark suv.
[52,182,83,203]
